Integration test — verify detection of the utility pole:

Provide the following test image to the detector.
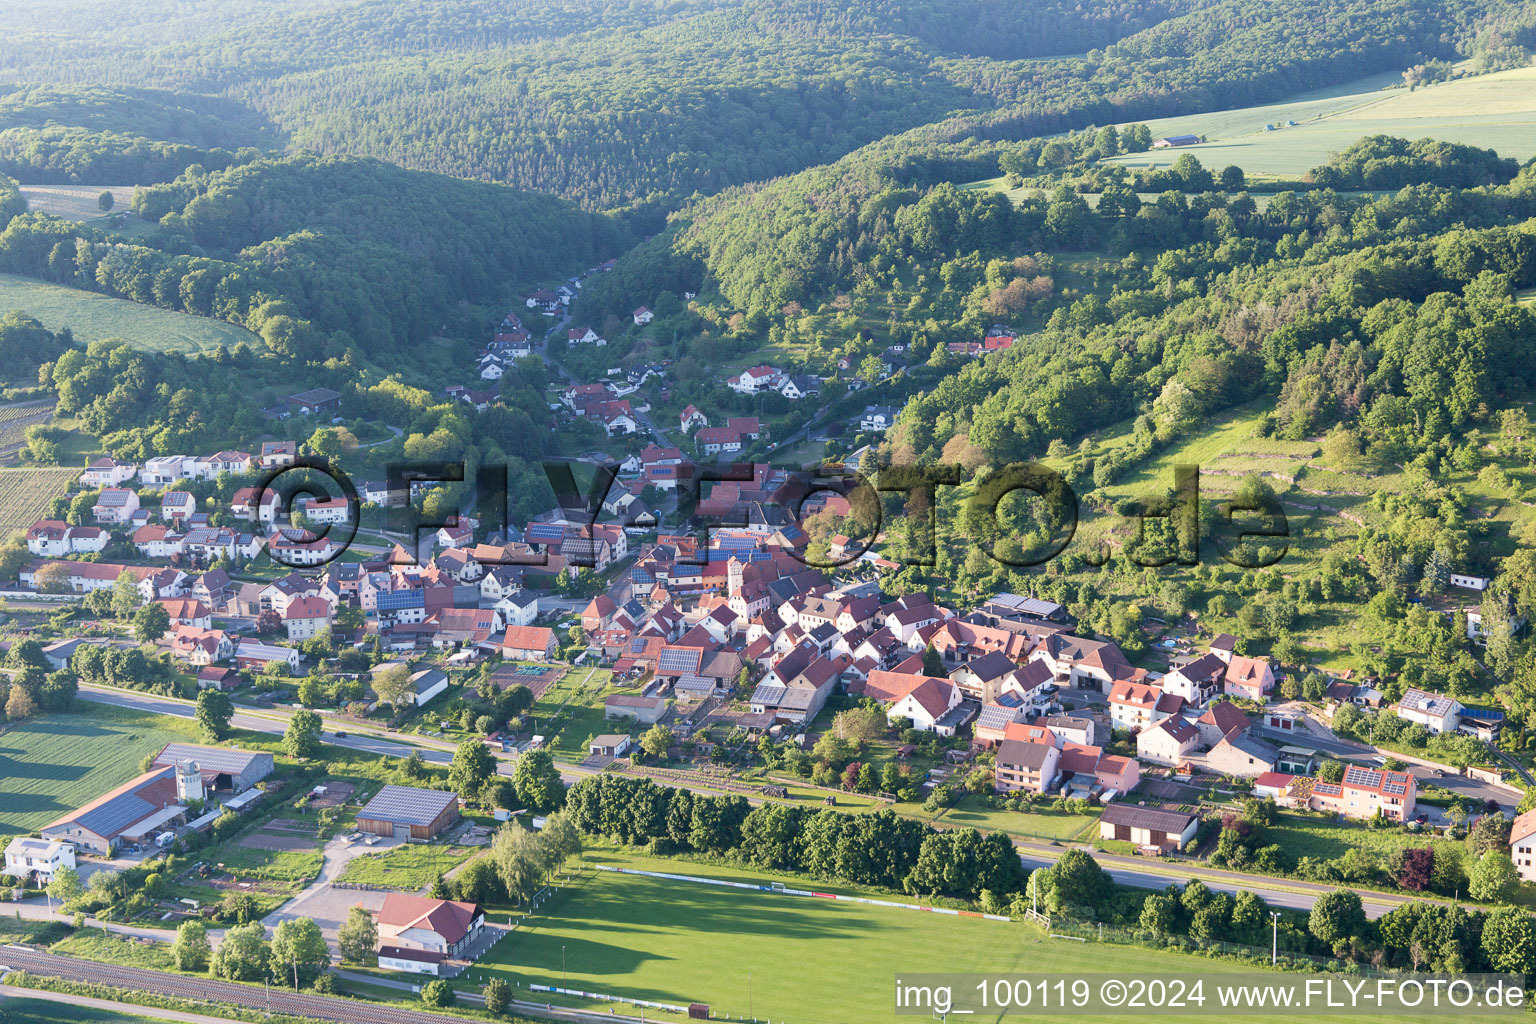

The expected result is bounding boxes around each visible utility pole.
[749,969,753,1022]
[1271,911,1280,965]
[562,943,567,991]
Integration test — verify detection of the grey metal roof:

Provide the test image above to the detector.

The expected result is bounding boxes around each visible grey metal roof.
[153,744,272,776]
[358,785,458,827]
[1100,803,1197,833]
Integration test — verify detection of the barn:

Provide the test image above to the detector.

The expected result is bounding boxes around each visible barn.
[356,785,461,841]
[1098,803,1198,850]
[152,744,274,794]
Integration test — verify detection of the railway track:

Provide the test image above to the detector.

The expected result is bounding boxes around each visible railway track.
[0,945,650,1024]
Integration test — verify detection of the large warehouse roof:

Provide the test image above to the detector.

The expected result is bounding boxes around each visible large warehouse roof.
[357,785,458,827]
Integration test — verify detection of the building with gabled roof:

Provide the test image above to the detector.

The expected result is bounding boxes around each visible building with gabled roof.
[376,892,483,957]
[41,766,186,854]
[358,785,461,840]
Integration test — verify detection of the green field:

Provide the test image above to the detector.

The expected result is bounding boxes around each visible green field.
[337,841,478,890]
[0,995,186,1024]
[1101,65,1536,178]
[0,273,262,354]
[468,847,1488,1024]
[0,466,77,532]
[0,708,194,838]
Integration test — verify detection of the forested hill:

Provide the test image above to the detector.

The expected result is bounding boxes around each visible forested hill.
[0,0,1518,212]
[0,156,629,359]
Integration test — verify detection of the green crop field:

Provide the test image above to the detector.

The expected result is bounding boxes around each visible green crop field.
[468,847,1493,1024]
[1100,65,1536,178]
[0,708,192,838]
[0,273,262,354]
[0,995,187,1024]
[0,466,77,532]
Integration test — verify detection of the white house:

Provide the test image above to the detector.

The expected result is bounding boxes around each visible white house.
[91,488,140,524]
[632,306,654,326]
[79,457,138,488]
[568,327,606,346]
[1395,688,1463,734]
[140,456,188,485]
[1511,808,1536,883]
[886,677,964,735]
[494,590,540,628]
[1135,715,1199,765]
[729,366,780,394]
[4,836,75,883]
[859,405,900,431]
[26,521,108,557]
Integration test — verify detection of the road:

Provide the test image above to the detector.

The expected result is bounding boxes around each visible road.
[1014,843,1406,920]
[0,946,653,1024]
[78,685,1428,922]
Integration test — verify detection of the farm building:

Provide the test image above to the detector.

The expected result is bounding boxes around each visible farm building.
[605,693,668,724]
[40,765,190,855]
[589,734,634,757]
[151,744,274,793]
[1098,804,1199,850]
[357,785,461,841]
[501,624,557,660]
[1152,134,1200,148]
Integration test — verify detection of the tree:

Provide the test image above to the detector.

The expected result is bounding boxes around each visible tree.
[269,916,330,989]
[1469,851,1519,903]
[1470,813,1513,857]
[1309,889,1365,947]
[33,561,72,594]
[1139,890,1177,936]
[540,809,583,874]
[371,663,414,713]
[421,979,455,1007]
[1048,849,1108,916]
[284,708,323,758]
[640,723,672,759]
[194,688,234,741]
[132,601,171,644]
[513,747,565,813]
[921,642,944,677]
[491,823,545,906]
[449,737,496,800]
[98,190,114,213]
[1398,847,1434,892]
[46,865,83,906]
[1482,905,1536,975]
[336,905,377,964]
[211,921,269,980]
[1315,760,1345,784]
[297,674,329,708]
[172,919,211,972]
[111,568,142,616]
[484,977,511,1016]
[5,683,37,720]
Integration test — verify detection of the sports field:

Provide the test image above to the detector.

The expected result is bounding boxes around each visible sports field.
[0,709,190,838]
[0,273,261,354]
[1102,65,1536,177]
[468,848,1481,1024]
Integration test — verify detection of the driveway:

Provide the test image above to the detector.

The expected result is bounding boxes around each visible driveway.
[262,834,399,940]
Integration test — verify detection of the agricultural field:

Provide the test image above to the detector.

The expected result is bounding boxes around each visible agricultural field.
[469,846,1466,1024]
[0,465,77,532]
[0,708,192,838]
[0,273,262,354]
[0,399,54,455]
[0,996,188,1024]
[1101,65,1536,179]
[18,185,137,222]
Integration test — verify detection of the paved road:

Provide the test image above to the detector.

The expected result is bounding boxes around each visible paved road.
[81,685,1434,922]
[1014,843,1406,920]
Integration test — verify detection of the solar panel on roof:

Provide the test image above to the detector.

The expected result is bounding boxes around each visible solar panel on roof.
[358,785,456,827]
[77,793,157,837]
[658,648,703,674]
[629,637,648,654]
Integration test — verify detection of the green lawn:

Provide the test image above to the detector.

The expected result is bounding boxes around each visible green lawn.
[49,927,177,970]
[0,272,263,354]
[337,841,478,891]
[926,795,1099,842]
[1266,812,1464,864]
[465,846,1478,1024]
[0,708,193,838]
